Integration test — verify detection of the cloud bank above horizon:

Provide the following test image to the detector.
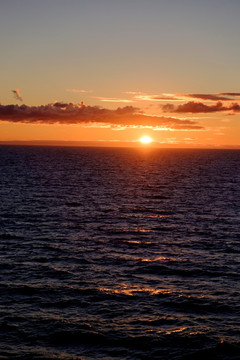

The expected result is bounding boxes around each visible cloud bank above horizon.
[0,102,203,130]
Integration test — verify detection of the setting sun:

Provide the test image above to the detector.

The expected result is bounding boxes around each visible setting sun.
[140,136,152,144]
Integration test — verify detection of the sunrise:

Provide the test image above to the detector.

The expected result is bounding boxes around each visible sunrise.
[0,1,239,359]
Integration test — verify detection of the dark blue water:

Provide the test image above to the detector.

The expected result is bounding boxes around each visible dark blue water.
[0,146,239,360]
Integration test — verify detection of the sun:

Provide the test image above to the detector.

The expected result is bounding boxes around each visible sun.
[140,136,152,144]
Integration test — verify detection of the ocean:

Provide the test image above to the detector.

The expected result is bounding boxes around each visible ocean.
[0,145,239,360]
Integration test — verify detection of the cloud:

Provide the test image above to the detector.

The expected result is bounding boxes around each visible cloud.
[162,101,240,113]
[66,88,92,93]
[129,92,238,103]
[123,91,144,95]
[95,97,134,103]
[134,94,180,102]
[11,88,23,102]
[218,92,240,96]
[179,93,232,101]
[0,102,204,130]
[131,93,232,102]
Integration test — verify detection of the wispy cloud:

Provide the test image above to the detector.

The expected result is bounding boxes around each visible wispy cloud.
[0,102,204,130]
[162,101,240,113]
[127,92,239,103]
[179,93,233,101]
[11,88,23,102]
[95,97,134,103]
[134,94,180,102]
[218,92,240,97]
[123,91,144,95]
[66,88,92,93]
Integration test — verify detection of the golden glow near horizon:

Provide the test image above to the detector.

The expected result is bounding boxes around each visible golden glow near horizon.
[140,136,152,144]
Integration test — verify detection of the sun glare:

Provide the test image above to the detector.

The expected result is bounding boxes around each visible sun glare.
[140,136,152,144]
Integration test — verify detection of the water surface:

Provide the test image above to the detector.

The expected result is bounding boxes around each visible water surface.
[0,146,239,359]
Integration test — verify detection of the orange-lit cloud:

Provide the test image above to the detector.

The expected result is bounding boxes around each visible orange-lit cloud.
[0,102,204,130]
[134,94,179,102]
[129,92,240,103]
[11,88,23,102]
[162,101,240,113]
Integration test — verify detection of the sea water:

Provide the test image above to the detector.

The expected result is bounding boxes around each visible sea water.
[0,146,239,359]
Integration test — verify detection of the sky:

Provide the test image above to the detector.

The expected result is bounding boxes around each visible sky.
[1,0,240,147]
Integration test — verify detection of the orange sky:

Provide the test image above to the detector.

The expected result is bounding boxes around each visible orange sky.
[0,94,240,148]
[1,1,240,148]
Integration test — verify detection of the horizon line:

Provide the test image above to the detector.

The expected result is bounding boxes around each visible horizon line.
[0,140,240,150]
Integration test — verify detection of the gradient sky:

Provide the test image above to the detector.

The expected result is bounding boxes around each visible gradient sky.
[1,0,240,147]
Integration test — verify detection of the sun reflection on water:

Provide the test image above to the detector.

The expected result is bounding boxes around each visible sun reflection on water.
[99,284,174,296]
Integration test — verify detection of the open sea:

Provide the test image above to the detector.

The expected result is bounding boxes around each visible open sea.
[0,145,239,360]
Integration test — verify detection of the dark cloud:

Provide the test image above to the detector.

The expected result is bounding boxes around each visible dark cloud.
[0,102,203,130]
[218,92,240,97]
[53,102,70,108]
[162,101,240,113]
[180,93,232,101]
